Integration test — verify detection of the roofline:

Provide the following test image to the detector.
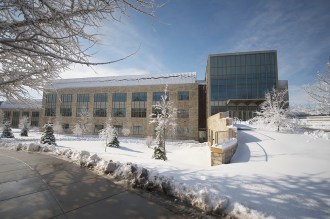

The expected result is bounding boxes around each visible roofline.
[208,50,277,58]
[50,72,197,84]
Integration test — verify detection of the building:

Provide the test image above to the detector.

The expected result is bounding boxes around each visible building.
[0,99,42,127]
[41,72,200,141]
[206,50,288,120]
[0,50,289,141]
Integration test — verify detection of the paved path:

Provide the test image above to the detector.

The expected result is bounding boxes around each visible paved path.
[0,149,184,219]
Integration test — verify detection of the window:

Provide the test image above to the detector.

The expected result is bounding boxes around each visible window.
[152,92,168,117]
[114,125,123,135]
[60,94,72,117]
[94,124,104,133]
[22,112,29,118]
[177,109,189,118]
[178,91,189,100]
[94,93,107,117]
[131,92,147,118]
[177,127,189,136]
[4,111,10,121]
[22,111,30,123]
[133,126,144,135]
[62,123,70,132]
[31,112,39,127]
[112,93,126,117]
[76,94,89,116]
[45,94,56,116]
[153,92,168,102]
[12,111,20,127]
[132,92,147,101]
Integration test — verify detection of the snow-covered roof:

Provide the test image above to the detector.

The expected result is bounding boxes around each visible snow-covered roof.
[0,99,42,109]
[45,72,197,90]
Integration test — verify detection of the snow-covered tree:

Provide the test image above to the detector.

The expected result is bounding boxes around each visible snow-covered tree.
[0,110,4,130]
[77,109,92,134]
[122,128,131,137]
[145,136,153,148]
[0,0,159,100]
[19,116,30,137]
[53,121,63,136]
[99,117,119,149]
[305,59,330,115]
[149,85,177,161]
[72,123,83,136]
[1,121,14,138]
[253,88,289,131]
[40,123,56,145]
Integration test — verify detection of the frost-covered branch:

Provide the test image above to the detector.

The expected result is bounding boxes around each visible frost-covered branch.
[304,60,330,115]
[253,88,289,131]
[0,0,160,100]
[149,85,177,160]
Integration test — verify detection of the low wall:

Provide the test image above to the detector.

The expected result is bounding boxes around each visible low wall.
[211,139,238,166]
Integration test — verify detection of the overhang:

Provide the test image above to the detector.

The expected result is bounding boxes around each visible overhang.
[226,99,265,105]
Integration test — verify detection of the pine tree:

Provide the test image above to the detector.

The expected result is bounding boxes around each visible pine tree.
[99,117,119,150]
[40,123,56,145]
[1,122,14,138]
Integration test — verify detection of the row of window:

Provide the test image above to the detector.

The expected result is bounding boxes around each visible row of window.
[210,52,276,68]
[45,105,190,119]
[3,111,40,127]
[46,91,189,105]
[45,92,190,117]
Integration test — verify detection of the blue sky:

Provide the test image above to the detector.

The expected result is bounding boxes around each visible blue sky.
[62,0,330,105]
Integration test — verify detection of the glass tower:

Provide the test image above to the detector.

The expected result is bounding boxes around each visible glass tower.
[206,50,278,120]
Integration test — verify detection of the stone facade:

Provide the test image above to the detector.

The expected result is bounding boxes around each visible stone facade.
[0,100,42,128]
[207,112,238,165]
[41,83,199,140]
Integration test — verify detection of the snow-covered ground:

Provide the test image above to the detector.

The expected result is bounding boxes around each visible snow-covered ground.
[1,127,330,219]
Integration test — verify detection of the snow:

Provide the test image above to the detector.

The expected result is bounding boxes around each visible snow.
[44,72,197,89]
[0,99,42,109]
[213,138,237,150]
[1,127,330,218]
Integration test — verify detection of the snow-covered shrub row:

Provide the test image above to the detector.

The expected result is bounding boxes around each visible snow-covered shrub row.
[303,130,330,140]
[52,147,229,214]
[0,141,228,215]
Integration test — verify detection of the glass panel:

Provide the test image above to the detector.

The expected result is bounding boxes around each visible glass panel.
[178,91,189,100]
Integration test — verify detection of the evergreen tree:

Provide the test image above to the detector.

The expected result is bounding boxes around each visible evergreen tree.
[40,123,56,145]
[99,117,119,150]
[1,122,14,138]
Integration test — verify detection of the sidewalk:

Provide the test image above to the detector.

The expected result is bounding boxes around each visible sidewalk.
[0,149,184,219]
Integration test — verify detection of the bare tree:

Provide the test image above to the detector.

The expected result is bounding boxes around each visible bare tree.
[0,0,159,100]
[305,58,330,115]
[253,88,289,131]
[149,85,176,161]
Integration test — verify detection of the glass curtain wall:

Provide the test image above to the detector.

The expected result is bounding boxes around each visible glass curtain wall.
[210,51,277,119]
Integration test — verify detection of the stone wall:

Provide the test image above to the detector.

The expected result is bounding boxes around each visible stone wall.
[41,83,199,140]
[207,112,238,166]
[210,139,238,166]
